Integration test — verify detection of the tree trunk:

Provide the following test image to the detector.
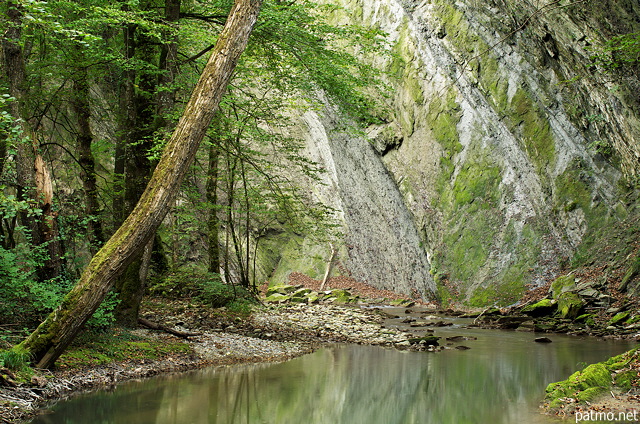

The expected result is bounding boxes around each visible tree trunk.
[72,60,105,253]
[3,0,60,281]
[17,0,263,369]
[116,0,181,325]
[207,139,221,274]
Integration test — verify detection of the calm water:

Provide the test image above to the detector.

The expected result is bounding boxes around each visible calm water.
[31,315,637,424]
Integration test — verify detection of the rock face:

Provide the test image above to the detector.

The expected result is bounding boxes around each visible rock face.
[263,0,640,305]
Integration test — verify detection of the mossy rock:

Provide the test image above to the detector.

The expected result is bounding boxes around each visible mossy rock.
[545,349,639,411]
[408,335,440,346]
[575,313,596,326]
[291,288,313,297]
[550,275,576,299]
[603,349,637,370]
[556,292,584,319]
[534,321,558,332]
[306,293,320,304]
[626,315,640,325]
[545,363,611,406]
[575,386,607,403]
[289,295,308,303]
[614,369,636,390]
[390,299,416,307]
[264,293,291,303]
[265,284,299,297]
[608,311,631,326]
[521,298,557,317]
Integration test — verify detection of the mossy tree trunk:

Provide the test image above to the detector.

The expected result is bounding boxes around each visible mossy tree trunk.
[71,55,105,254]
[17,0,263,369]
[3,0,61,281]
[115,0,181,326]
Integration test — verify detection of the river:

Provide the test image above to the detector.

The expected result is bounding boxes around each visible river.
[30,310,637,424]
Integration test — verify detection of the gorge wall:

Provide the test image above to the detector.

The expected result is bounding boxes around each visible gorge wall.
[261,0,640,306]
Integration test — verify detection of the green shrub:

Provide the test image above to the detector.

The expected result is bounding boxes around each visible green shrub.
[0,347,31,371]
[227,298,255,315]
[86,290,120,330]
[149,267,254,308]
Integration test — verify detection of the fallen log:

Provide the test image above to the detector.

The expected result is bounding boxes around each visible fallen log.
[137,318,201,339]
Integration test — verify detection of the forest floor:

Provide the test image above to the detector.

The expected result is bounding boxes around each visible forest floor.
[2,274,640,423]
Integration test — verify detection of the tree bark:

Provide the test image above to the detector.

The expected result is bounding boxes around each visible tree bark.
[17,0,263,369]
[72,60,105,253]
[116,0,181,325]
[3,1,60,281]
[207,139,221,274]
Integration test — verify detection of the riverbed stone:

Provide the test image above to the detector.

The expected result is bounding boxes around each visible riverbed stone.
[557,292,584,319]
[408,335,440,346]
[516,320,536,331]
[521,298,557,317]
[550,275,577,299]
[609,311,631,326]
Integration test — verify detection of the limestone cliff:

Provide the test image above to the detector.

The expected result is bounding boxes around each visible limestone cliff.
[264,0,640,305]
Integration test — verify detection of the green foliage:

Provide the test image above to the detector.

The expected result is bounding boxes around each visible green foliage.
[245,0,389,123]
[0,187,67,323]
[0,95,23,142]
[149,267,252,308]
[86,291,120,330]
[226,298,255,315]
[0,347,31,371]
[591,32,640,70]
[57,329,192,369]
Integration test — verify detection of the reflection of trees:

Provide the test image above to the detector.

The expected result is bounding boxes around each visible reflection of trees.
[32,335,634,424]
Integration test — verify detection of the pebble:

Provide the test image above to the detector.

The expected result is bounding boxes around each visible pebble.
[252,304,414,346]
[1,303,418,424]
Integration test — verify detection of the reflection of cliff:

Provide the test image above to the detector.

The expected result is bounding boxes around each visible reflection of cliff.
[265,0,640,305]
[150,340,631,424]
[33,338,634,424]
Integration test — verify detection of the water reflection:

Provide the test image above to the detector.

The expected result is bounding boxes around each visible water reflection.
[32,330,635,424]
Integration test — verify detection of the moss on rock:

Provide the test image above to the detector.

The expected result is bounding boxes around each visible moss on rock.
[608,311,631,326]
[545,349,639,411]
[550,274,576,299]
[545,363,611,408]
[556,292,584,319]
[522,298,557,317]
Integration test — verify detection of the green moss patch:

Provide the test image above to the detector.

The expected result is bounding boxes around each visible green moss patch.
[57,329,192,370]
[545,363,611,409]
[545,348,640,411]
[608,311,631,326]
[550,274,576,299]
[556,292,584,319]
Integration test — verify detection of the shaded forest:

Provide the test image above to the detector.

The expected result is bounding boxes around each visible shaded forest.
[0,0,385,353]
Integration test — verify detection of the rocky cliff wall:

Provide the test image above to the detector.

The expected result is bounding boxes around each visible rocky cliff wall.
[264,0,640,305]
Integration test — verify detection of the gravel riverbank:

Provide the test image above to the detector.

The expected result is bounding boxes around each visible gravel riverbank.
[1,302,417,423]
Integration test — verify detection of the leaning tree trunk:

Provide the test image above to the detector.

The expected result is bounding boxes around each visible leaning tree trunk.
[17,0,263,369]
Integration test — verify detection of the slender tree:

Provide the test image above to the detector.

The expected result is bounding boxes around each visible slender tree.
[2,0,61,282]
[17,0,263,369]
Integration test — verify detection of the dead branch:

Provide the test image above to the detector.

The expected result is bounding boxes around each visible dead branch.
[137,318,202,339]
